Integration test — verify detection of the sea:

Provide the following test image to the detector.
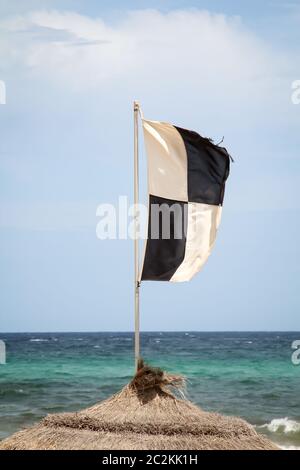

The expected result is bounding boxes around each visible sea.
[0,332,300,450]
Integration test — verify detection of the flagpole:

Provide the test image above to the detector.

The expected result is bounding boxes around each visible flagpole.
[134,100,140,371]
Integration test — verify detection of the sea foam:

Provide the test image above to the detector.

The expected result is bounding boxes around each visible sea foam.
[279,445,300,450]
[260,418,300,435]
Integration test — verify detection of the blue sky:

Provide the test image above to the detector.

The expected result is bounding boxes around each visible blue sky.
[0,0,299,331]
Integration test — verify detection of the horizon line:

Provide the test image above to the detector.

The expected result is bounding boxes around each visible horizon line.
[1,330,299,334]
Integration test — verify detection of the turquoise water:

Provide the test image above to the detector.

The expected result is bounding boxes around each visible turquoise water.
[0,332,300,449]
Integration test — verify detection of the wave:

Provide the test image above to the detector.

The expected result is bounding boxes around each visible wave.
[0,388,28,398]
[259,418,300,436]
[279,445,300,450]
[29,339,49,342]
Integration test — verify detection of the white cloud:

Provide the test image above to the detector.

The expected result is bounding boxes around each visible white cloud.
[1,8,299,166]
[0,8,293,96]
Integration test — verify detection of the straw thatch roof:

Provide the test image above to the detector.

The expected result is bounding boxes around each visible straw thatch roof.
[0,362,278,450]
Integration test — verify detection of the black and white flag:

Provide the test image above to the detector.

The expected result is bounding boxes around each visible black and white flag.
[140,119,231,282]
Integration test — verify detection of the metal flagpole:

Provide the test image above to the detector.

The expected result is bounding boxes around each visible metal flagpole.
[134,100,140,371]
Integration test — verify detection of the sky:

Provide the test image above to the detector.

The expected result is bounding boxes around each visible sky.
[0,0,299,332]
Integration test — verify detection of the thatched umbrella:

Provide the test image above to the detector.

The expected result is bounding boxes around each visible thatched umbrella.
[0,362,277,450]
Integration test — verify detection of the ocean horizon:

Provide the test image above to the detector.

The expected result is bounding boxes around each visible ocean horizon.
[1,331,300,449]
